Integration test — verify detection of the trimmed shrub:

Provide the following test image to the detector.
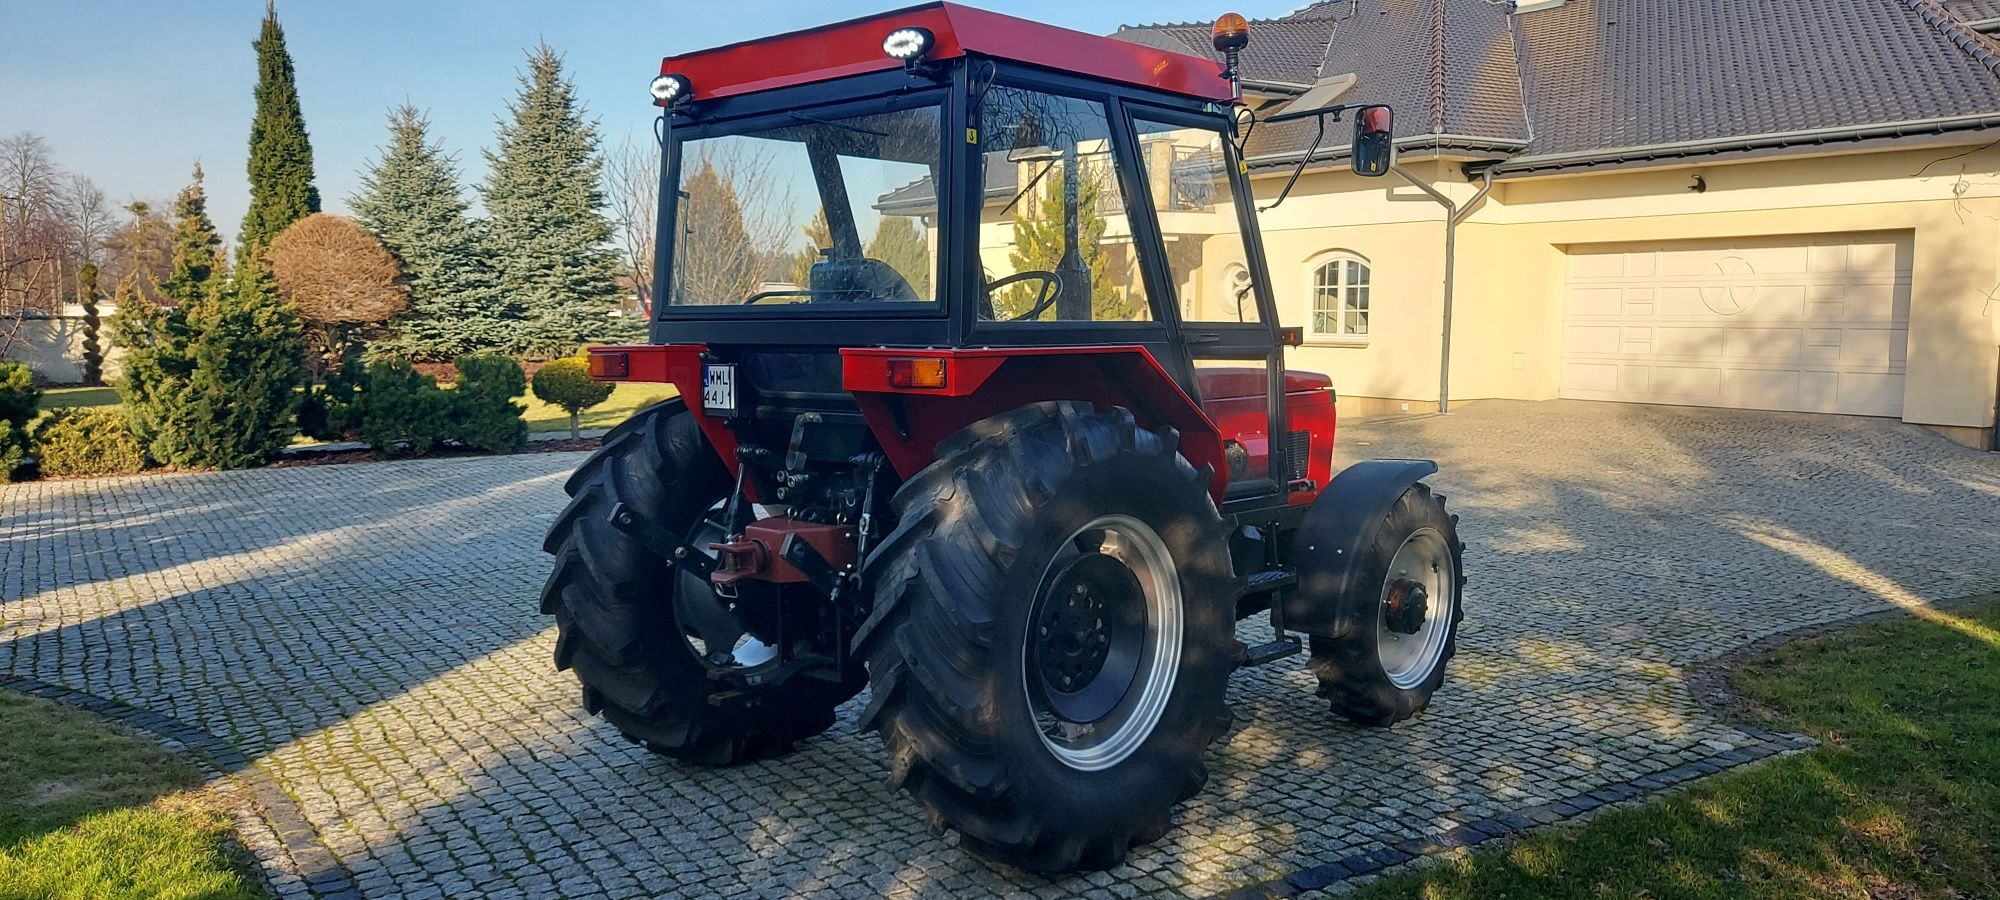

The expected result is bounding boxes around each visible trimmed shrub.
[0,361,39,426]
[33,409,145,478]
[531,357,614,439]
[0,362,38,482]
[299,353,366,441]
[451,353,528,453]
[0,421,26,484]
[357,359,451,459]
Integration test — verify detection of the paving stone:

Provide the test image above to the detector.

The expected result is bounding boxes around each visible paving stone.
[3,401,1995,898]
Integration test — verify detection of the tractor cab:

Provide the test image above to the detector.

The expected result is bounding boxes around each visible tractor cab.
[557,3,1461,876]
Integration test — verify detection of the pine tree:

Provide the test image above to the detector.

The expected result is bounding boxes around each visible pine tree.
[352,105,512,358]
[482,44,622,357]
[238,1,320,264]
[788,212,834,286]
[999,165,1137,321]
[162,164,222,306]
[673,160,761,305]
[866,216,932,297]
[113,168,217,463]
[180,274,303,468]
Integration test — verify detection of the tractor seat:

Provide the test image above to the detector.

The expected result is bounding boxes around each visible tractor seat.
[1195,367,1333,403]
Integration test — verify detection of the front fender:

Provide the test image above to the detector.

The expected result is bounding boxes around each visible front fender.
[1281,459,1439,639]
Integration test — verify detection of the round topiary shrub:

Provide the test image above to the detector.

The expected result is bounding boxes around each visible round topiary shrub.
[531,357,614,439]
[33,408,146,478]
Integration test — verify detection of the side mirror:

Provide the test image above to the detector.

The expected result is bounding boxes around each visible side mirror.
[1351,105,1394,177]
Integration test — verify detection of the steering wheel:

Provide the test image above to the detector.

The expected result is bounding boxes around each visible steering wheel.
[982,271,1064,321]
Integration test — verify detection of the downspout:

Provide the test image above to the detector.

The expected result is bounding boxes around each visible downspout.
[1391,163,1496,414]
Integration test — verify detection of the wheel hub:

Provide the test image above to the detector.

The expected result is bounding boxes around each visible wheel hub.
[1382,578,1430,635]
[1033,554,1140,718]
[1023,516,1183,772]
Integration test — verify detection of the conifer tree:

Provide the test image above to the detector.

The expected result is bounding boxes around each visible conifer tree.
[673,160,761,305]
[865,216,932,297]
[352,105,511,358]
[238,1,320,263]
[482,43,622,357]
[999,168,1136,321]
[180,274,303,468]
[788,212,834,287]
[113,167,217,463]
[78,263,105,385]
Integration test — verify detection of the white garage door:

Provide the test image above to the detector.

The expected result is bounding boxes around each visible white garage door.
[1561,233,1912,417]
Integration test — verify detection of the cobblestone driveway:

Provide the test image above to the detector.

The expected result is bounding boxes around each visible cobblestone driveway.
[3,401,1997,898]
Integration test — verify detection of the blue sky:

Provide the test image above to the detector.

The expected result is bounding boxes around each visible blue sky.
[0,0,1287,243]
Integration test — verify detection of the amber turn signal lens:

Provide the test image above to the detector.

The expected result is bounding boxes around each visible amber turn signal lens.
[1212,13,1250,53]
[886,358,948,389]
[587,351,630,380]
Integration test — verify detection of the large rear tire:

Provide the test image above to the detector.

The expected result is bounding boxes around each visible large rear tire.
[1307,483,1466,726]
[855,402,1239,873]
[539,401,862,764]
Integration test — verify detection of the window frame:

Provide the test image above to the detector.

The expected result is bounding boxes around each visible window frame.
[655,86,954,321]
[1306,250,1372,344]
[965,74,1167,336]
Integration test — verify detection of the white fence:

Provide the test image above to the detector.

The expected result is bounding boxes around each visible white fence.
[2,304,122,384]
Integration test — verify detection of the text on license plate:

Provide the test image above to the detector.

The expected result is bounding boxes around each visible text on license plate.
[702,365,737,416]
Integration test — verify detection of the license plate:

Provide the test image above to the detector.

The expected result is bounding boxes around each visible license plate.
[702,364,737,417]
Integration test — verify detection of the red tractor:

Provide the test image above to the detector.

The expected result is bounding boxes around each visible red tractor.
[543,3,1465,873]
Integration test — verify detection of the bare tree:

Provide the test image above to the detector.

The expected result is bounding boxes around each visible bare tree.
[1,133,72,356]
[605,134,794,313]
[66,176,111,266]
[604,133,660,316]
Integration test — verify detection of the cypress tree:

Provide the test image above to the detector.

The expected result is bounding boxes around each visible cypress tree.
[352,105,512,359]
[238,1,320,264]
[482,43,622,357]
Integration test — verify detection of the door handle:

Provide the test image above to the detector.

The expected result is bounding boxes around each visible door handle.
[1184,333,1221,345]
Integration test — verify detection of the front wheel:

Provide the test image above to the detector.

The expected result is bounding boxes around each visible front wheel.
[855,402,1239,872]
[1308,483,1466,726]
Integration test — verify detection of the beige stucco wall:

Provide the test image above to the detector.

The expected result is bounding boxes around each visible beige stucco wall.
[1249,143,2000,434]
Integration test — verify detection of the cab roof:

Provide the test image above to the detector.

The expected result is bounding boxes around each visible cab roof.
[658,2,1232,104]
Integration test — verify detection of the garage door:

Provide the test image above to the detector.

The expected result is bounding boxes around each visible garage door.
[1561,233,1911,417]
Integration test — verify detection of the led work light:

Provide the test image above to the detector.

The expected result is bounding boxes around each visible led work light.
[883,27,935,68]
[651,73,692,106]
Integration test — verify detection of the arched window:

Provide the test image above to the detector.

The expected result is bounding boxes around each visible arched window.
[1310,253,1370,338]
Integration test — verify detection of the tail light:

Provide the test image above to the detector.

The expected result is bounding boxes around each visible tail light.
[886,358,948,389]
[588,351,631,380]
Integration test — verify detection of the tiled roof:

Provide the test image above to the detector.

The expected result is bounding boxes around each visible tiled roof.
[1943,0,2000,24]
[1111,0,2000,174]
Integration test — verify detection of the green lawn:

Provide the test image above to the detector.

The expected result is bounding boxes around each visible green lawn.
[523,382,676,435]
[36,385,119,413]
[1356,599,2000,899]
[0,691,262,898]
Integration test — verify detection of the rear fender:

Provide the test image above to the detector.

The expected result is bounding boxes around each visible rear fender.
[1281,459,1439,639]
[841,346,1230,503]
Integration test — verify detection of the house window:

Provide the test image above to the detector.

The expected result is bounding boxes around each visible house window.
[1311,253,1370,337]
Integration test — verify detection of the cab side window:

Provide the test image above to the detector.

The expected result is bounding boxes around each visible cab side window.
[976,87,1151,323]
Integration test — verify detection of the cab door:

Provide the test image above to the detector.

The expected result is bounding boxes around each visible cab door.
[1122,104,1288,497]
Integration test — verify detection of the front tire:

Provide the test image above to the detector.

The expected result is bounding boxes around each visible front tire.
[539,401,862,764]
[1308,483,1466,726]
[855,402,1239,873]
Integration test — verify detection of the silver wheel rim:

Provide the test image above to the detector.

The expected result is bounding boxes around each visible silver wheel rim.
[1378,527,1456,690]
[1024,515,1183,772]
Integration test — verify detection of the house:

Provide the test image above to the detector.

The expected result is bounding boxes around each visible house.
[1112,0,2000,449]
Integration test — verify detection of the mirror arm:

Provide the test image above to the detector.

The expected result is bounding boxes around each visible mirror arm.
[1258,113,1331,213]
